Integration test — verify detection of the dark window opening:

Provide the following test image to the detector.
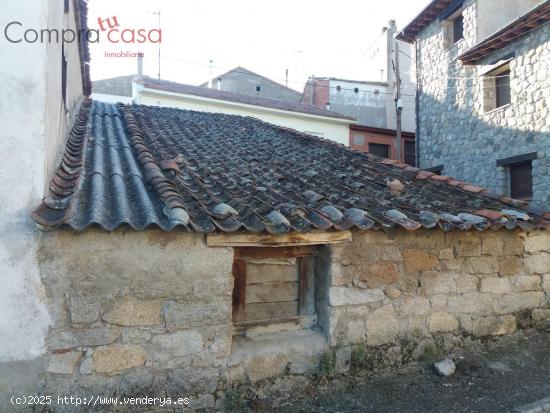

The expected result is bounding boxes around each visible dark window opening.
[256,85,261,92]
[64,0,70,13]
[369,143,390,158]
[404,141,416,166]
[336,85,341,92]
[452,14,463,43]
[509,161,532,200]
[354,87,359,93]
[496,69,511,108]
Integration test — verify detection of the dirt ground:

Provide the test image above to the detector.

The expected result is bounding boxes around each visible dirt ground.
[272,330,550,413]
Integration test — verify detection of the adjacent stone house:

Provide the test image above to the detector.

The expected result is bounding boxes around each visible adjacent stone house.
[29,99,550,409]
[398,0,550,210]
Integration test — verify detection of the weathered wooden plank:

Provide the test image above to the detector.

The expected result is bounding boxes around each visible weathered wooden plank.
[232,258,246,322]
[246,262,298,284]
[207,231,352,247]
[247,258,296,265]
[245,301,298,321]
[245,282,299,304]
[298,256,315,315]
[235,246,317,259]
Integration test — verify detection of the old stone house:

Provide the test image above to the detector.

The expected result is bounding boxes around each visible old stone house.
[1,0,550,410]
[28,99,550,409]
[398,0,550,210]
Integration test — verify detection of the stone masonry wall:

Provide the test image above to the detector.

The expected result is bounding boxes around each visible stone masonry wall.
[6,227,548,411]
[325,229,550,352]
[416,0,550,210]
[37,230,234,411]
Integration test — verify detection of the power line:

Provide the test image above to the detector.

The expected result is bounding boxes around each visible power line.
[153,17,549,98]
[159,54,417,97]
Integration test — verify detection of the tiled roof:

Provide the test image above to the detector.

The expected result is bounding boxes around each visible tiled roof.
[33,100,550,233]
[397,0,457,43]
[135,76,354,121]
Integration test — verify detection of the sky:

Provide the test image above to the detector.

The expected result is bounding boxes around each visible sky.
[88,0,430,91]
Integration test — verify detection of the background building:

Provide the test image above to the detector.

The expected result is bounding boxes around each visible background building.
[132,75,355,145]
[303,20,416,133]
[92,74,134,104]
[350,125,416,165]
[399,0,549,210]
[200,66,303,102]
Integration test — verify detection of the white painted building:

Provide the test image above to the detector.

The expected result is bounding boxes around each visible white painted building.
[132,76,355,145]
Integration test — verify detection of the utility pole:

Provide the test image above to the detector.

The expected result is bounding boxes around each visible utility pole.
[153,11,161,79]
[285,69,289,87]
[394,40,402,163]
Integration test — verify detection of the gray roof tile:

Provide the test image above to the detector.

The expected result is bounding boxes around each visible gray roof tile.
[33,100,550,233]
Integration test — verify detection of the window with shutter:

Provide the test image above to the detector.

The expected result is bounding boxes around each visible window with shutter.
[483,62,511,112]
[452,14,464,43]
[509,161,532,200]
[232,247,317,335]
[404,141,416,166]
[442,7,464,48]
[369,143,390,159]
[496,70,511,108]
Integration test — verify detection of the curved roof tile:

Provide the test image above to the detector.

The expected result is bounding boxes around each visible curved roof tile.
[33,100,550,233]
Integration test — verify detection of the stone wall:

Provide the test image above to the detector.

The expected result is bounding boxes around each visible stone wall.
[37,230,234,410]
[416,0,550,210]
[325,229,550,352]
[3,227,548,410]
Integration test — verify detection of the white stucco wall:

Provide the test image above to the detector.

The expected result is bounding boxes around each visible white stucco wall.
[134,87,352,145]
[0,0,84,361]
[0,0,51,362]
[477,0,539,41]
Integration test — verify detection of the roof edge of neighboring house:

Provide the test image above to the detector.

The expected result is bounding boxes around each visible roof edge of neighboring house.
[76,0,92,96]
[134,76,356,121]
[396,0,459,43]
[459,1,550,64]
[350,124,415,139]
[199,66,303,95]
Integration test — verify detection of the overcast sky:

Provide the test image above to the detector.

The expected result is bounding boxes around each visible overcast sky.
[88,0,429,91]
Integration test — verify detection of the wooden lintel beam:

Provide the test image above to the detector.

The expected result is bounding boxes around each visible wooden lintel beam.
[207,231,352,247]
